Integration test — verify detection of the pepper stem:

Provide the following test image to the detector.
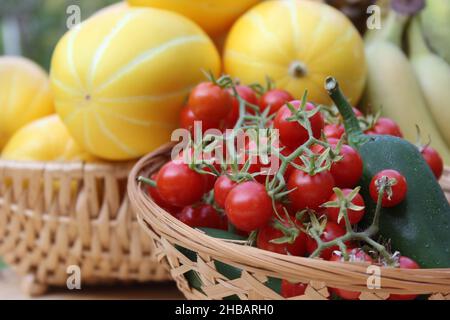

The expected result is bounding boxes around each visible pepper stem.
[325,77,364,145]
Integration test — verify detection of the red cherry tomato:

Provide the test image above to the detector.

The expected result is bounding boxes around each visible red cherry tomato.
[280,146,304,182]
[369,169,407,207]
[313,142,363,189]
[226,85,258,127]
[203,174,217,193]
[179,105,221,134]
[352,107,363,117]
[147,173,181,214]
[241,137,280,184]
[421,145,444,179]
[257,220,307,256]
[388,256,420,300]
[214,175,237,208]
[326,189,365,226]
[177,204,224,229]
[274,101,324,149]
[332,145,363,188]
[281,280,307,298]
[324,124,345,140]
[156,161,206,207]
[366,117,403,137]
[329,248,373,300]
[188,82,232,121]
[306,222,346,259]
[288,170,335,212]
[309,138,340,155]
[259,89,294,115]
[225,181,273,232]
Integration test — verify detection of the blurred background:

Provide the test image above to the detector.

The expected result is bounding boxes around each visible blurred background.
[0,0,117,70]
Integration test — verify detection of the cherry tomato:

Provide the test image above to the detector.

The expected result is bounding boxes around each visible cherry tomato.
[309,138,340,155]
[177,204,224,229]
[281,280,307,298]
[366,117,403,137]
[421,145,444,179]
[225,181,273,232]
[352,107,363,117]
[147,173,181,215]
[156,161,206,207]
[214,175,237,208]
[306,222,346,259]
[288,170,335,212]
[332,145,363,188]
[259,89,294,115]
[324,124,345,140]
[257,220,307,256]
[326,189,365,226]
[313,142,363,188]
[329,248,373,300]
[388,256,420,300]
[369,169,407,207]
[274,101,324,149]
[226,85,258,128]
[242,137,279,184]
[280,146,303,182]
[179,105,221,134]
[188,82,232,121]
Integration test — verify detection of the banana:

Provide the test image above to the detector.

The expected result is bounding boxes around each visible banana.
[364,11,450,163]
[408,17,450,148]
[421,0,450,64]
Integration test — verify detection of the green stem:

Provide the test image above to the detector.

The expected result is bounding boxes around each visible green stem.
[325,77,365,146]
[137,176,156,188]
[408,17,430,58]
[368,184,385,233]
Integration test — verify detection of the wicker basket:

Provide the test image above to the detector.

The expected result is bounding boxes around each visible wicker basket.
[128,144,450,300]
[0,160,170,296]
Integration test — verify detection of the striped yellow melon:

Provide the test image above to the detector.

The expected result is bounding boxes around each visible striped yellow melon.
[2,115,96,162]
[127,0,261,37]
[50,8,220,160]
[0,56,54,150]
[224,0,367,105]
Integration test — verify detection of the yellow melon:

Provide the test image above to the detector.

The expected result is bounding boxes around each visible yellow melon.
[50,8,220,160]
[127,0,261,37]
[0,56,54,150]
[2,115,96,162]
[224,0,367,105]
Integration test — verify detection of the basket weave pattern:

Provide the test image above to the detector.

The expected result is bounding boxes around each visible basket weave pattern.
[0,160,169,295]
[129,144,450,300]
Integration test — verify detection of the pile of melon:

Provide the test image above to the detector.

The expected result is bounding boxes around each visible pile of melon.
[1,0,367,163]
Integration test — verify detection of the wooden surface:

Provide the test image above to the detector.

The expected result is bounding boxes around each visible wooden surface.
[0,269,184,300]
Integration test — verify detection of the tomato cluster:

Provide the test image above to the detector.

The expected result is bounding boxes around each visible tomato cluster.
[142,78,433,300]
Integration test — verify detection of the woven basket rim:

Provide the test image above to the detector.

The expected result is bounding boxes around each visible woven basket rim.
[128,144,450,294]
[0,158,134,169]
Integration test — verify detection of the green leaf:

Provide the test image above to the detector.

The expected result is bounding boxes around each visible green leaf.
[321,200,340,208]
[347,186,362,201]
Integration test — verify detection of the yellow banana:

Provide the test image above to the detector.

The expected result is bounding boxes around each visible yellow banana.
[408,17,450,148]
[364,11,450,163]
[421,0,450,64]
